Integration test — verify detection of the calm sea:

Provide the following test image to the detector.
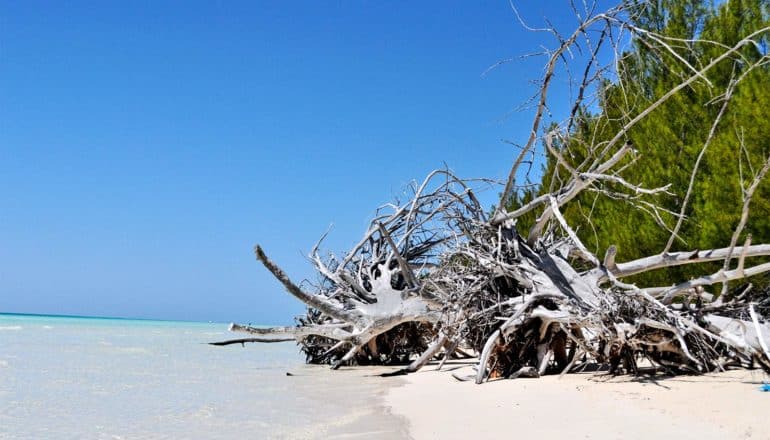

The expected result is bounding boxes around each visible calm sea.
[0,313,407,439]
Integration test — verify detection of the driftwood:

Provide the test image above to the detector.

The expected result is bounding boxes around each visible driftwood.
[208,337,294,346]
[214,1,770,382]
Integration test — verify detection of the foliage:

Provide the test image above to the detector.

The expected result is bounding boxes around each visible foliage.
[509,0,770,290]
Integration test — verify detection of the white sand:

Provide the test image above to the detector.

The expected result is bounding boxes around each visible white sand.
[386,362,770,439]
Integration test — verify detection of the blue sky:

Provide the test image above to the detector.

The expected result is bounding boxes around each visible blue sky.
[1,1,595,323]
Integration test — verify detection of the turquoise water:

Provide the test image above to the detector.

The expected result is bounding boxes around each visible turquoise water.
[0,314,406,439]
[0,312,214,327]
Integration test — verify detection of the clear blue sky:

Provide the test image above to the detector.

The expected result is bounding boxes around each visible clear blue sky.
[1,1,596,324]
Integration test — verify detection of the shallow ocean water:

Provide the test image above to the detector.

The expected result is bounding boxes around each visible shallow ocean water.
[0,314,407,439]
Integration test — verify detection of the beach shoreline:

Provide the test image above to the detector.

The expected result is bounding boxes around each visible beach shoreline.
[0,314,409,439]
[305,366,411,439]
[6,312,768,440]
[386,362,769,439]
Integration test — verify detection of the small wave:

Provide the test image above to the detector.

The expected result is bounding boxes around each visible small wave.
[42,325,53,330]
[0,326,22,331]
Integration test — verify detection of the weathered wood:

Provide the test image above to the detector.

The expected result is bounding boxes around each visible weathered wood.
[217,3,770,383]
[254,245,359,324]
[592,244,770,280]
[209,337,293,346]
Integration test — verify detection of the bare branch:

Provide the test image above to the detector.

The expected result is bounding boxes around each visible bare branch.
[720,153,770,295]
[255,245,360,323]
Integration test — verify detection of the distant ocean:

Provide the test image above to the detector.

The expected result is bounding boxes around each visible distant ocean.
[0,313,407,439]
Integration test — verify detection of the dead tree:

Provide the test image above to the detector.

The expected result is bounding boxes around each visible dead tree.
[229,171,485,368]
[217,1,770,382]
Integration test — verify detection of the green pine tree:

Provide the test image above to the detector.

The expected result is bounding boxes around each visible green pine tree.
[508,0,770,291]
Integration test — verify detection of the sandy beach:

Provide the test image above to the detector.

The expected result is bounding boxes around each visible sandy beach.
[386,362,770,440]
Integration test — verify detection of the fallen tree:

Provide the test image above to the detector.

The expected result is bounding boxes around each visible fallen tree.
[216,1,770,382]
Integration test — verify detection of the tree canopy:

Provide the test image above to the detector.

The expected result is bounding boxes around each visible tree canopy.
[509,0,770,290]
